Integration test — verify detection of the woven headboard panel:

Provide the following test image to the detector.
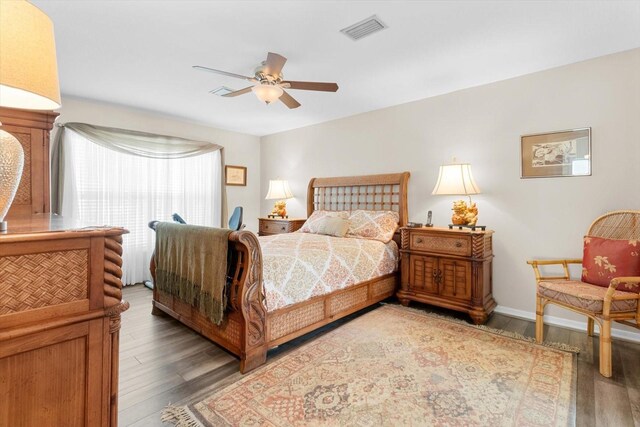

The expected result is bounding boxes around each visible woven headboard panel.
[306,172,410,227]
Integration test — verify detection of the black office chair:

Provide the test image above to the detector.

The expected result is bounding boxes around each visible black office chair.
[228,206,244,231]
[150,210,244,231]
[172,213,187,224]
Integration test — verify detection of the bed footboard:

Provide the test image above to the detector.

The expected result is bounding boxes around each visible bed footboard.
[149,230,268,373]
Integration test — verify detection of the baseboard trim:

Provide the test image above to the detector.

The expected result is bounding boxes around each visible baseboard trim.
[494,305,640,344]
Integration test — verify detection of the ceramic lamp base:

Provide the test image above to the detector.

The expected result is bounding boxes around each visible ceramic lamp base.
[0,129,25,224]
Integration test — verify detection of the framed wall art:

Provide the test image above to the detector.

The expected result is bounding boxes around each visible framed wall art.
[225,165,247,186]
[521,127,591,178]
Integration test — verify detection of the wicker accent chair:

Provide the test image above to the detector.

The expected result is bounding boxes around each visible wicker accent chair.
[528,210,640,377]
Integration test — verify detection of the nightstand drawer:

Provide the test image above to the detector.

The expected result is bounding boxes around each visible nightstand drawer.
[259,221,290,234]
[258,218,305,236]
[409,233,471,256]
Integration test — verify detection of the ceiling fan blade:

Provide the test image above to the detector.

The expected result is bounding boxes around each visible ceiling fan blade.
[265,52,287,75]
[221,86,254,97]
[193,65,256,82]
[279,90,301,109]
[281,81,338,92]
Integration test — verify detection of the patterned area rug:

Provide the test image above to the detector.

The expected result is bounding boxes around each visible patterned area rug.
[163,305,576,426]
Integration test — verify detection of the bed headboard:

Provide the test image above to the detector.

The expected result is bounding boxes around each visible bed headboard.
[307,172,410,227]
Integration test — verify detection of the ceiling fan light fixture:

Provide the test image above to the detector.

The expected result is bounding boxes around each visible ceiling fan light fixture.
[252,84,283,104]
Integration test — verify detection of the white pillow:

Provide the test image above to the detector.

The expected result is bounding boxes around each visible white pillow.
[315,216,350,237]
[299,210,349,234]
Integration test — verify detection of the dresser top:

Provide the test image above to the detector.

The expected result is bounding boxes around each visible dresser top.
[0,214,127,242]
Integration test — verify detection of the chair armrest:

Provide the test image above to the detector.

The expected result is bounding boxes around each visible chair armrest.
[527,259,583,266]
[609,277,640,296]
[603,277,640,316]
[527,259,582,282]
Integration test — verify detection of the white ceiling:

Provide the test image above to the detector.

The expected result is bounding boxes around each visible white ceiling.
[34,0,640,136]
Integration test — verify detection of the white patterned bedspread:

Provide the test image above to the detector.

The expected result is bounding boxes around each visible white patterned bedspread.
[259,232,399,312]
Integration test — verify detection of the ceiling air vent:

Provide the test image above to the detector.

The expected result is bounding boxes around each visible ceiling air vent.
[209,86,234,96]
[340,15,387,41]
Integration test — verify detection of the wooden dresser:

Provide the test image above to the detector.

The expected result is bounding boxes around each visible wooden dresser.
[258,217,305,236]
[0,215,128,426]
[398,226,496,324]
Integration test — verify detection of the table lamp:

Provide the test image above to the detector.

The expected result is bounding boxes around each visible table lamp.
[265,179,294,218]
[432,162,484,229]
[0,0,61,231]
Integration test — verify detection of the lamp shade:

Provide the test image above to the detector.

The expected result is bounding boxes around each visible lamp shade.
[432,163,481,195]
[0,0,61,110]
[265,180,294,200]
[252,84,283,104]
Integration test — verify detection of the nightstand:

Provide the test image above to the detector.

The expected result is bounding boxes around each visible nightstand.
[398,226,496,324]
[258,217,306,236]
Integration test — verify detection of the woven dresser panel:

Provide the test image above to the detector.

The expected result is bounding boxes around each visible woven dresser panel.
[329,286,369,316]
[0,250,88,315]
[269,300,325,341]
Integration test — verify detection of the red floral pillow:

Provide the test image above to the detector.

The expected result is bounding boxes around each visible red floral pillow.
[581,236,640,292]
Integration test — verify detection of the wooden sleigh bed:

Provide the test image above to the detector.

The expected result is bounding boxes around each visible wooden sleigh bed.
[150,172,410,373]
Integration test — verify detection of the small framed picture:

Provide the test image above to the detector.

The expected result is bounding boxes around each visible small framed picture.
[521,128,591,178]
[225,165,247,186]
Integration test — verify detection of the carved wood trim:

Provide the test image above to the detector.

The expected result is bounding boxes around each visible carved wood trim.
[472,234,486,258]
[104,235,124,309]
[401,228,410,249]
[231,231,267,350]
[105,301,129,333]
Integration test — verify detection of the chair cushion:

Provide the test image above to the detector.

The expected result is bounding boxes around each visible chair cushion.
[538,280,638,313]
[581,236,640,291]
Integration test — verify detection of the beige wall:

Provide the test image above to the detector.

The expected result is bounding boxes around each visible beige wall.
[260,48,640,340]
[53,97,261,231]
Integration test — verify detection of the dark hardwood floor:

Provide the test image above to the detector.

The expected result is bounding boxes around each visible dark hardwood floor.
[118,285,640,426]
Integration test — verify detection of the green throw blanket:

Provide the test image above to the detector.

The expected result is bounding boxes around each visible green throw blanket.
[155,223,231,325]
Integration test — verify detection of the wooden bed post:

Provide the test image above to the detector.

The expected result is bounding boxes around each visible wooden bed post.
[231,231,268,373]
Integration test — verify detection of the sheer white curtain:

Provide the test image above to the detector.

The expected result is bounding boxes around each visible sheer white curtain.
[60,130,222,285]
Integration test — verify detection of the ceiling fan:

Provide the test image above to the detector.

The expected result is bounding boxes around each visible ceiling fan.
[193,52,339,109]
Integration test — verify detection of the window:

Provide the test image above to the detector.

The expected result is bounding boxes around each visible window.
[61,130,221,285]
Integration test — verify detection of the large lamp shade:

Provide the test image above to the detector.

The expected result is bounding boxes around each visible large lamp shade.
[265,179,294,218]
[432,163,482,227]
[265,180,294,200]
[0,0,61,110]
[432,163,480,196]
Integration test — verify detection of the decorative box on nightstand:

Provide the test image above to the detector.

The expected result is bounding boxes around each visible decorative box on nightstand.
[397,226,496,324]
[258,217,305,236]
